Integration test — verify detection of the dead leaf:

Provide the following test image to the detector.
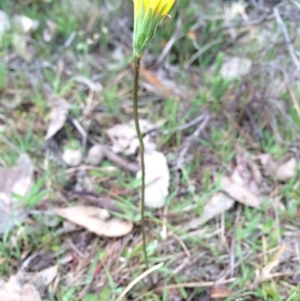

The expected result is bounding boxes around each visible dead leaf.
[52,206,133,237]
[106,123,139,155]
[74,76,103,92]
[220,56,252,79]
[136,151,170,208]
[187,193,235,229]
[16,266,57,295]
[138,65,188,99]
[106,120,160,155]
[209,285,233,298]
[257,153,277,177]
[0,275,41,301]
[45,96,69,140]
[258,154,297,182]
[220,176,260,207]
[139,65,171,97]
[220,153,263,207]
[0,153,34,234]
[275,157,297,182]
[0,153,34,197]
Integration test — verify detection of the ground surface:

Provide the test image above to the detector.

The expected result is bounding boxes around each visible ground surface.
[0,0,300,300]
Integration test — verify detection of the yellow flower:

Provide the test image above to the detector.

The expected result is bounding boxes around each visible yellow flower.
[133,0,175,57]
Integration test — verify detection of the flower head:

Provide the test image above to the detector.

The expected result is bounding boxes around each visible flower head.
[133,0,175,57]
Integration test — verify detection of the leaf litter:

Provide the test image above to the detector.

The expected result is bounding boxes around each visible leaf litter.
[0,153,34,234]
[220,152,263,207]
[258,153,298,182]
[44,96,70,141]
[0,264,57,301]
[52,206,133,237]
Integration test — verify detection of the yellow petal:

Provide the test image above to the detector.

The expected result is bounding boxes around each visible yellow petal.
[161,0,175,15]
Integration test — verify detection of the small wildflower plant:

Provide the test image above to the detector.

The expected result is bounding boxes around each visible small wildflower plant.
[129,0,175,288]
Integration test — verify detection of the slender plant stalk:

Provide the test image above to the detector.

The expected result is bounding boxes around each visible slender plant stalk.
[133,56,153,284]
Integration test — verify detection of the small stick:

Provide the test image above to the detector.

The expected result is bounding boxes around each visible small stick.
[116,262,164,301]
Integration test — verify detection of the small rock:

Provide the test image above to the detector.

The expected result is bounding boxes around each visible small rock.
[62,149,82,167]
[87,144,105,165]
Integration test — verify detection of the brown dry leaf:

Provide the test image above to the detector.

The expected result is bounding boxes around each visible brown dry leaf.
[0,153,34,234]
[139,66,188,99]
[258,154,297,182]
[140,65,171,97]
[274,157,297,182]
[52,206,133,237]
[45,96,69,140]
[209,285,233,298]
[0,275,41,301]
[106,119,161,155]
[16,266,57,295]
[106,123,139,155]
[74,76,103,92]
[187,193,235,230]
[0,153,34,197]
[220,153,262,207]
[220,177,260,207]
[257,153,277,177]
[136,151,170,208]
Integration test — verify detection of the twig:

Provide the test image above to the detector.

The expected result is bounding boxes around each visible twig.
[102,147,140,173]
[175,113,210,170]
[154,277,236,292]
[116,262,164,301]
[274,6,300,73]
[156,16,185,65]
[162,114,206,134]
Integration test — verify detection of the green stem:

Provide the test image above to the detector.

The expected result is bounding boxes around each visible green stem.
[133,56,153,283]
